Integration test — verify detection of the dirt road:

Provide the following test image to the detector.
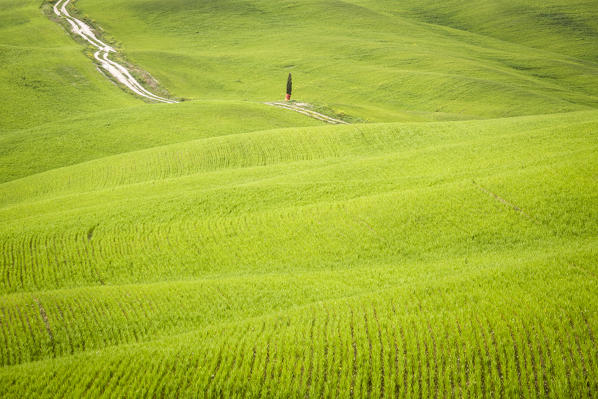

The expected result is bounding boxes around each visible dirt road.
[53,0,177,103]
[52,0,351,122]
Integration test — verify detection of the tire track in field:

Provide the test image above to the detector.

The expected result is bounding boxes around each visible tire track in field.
[52,0,177,104]
[265,102,349,125]
[472,180,543,225]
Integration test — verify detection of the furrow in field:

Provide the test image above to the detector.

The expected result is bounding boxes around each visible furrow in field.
[1,112,596,208]
[391,302,408,398]
[318,306,331,398]
[441,319,454,399]
[372,307,386,398]
[349,307,358,399]
[362,310,374,398]
[0,292,597,397]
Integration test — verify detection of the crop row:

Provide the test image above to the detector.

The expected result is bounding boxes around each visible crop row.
[1,112,596,295]
[1,166,574,295]
[0,289,596,398]
[2,111,593,207]
[0,245,595,374]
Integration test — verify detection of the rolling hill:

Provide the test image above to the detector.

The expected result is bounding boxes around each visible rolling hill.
[0,0,597,397]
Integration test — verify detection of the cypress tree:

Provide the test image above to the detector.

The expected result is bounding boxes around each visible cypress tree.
[286,73,292,98]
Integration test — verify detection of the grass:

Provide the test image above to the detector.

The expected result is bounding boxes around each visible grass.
[0,0,136,131]
[75,0,598,121]
[0,100,321,183]
[0,0,597,397]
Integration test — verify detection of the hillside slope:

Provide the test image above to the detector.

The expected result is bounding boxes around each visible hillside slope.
[77,0,598,121]
[1,112,597,396]
[368,0,598,63]
[0,0,597,397]
[0,0,136,131]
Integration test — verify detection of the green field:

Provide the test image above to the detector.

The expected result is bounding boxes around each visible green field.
[1,0,597,397]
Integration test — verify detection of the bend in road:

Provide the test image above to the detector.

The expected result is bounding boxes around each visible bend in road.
[53,0,177,104]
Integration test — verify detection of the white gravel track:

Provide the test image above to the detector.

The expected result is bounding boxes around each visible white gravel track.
[52,0,351,121]
[53,0,177,103]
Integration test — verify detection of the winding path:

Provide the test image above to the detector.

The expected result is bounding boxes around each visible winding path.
[52,0,350,122]
[53,0,177,103]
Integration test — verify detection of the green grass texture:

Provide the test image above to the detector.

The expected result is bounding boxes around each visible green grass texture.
[0,0,597,397]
